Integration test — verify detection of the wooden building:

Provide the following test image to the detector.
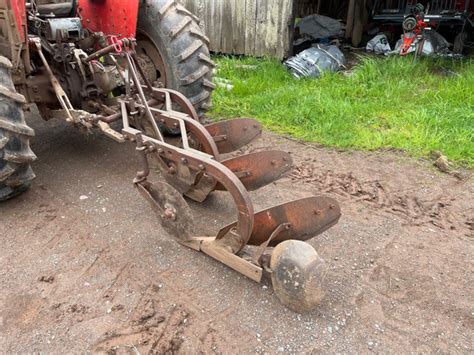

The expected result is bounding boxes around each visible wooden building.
[179,0,364,59]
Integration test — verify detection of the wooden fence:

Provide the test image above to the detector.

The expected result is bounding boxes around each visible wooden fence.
[180,0,295,59]
[179,0,370,58]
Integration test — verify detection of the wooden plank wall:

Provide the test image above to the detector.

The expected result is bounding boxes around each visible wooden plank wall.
[295,0,320,17]
[180,0,294,59]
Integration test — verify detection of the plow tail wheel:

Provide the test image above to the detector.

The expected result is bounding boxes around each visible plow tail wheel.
[0,56,36,201]
[137,0,215,118]
[270,240,328,313]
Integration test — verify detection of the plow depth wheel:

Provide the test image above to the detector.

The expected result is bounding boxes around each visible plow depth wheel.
[270,240,328,313]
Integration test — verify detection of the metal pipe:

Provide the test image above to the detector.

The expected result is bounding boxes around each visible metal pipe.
[125,54,164,141]
[99,98,158,124]
[83,44,118,63]
[100,111,121,123]
[83,39,131,63]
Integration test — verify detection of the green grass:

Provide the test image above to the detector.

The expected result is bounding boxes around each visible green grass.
[209,55,474,167]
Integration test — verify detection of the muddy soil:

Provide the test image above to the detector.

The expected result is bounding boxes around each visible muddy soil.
[1,113,473,353]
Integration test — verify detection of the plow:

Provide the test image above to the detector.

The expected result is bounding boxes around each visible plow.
[0,0,341,312]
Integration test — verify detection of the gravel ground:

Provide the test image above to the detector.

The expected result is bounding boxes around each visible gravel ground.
[0,113,472,353]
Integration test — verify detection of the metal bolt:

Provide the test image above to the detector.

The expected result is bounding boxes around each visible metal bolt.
[158,148,164,154]
[198,164,205,170]
[181,158,188,165]
[161,207,176,221]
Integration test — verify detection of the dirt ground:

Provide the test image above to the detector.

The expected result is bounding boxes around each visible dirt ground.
[1,112,473,354]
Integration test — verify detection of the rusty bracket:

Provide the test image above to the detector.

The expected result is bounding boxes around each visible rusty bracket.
[252,223,291,266]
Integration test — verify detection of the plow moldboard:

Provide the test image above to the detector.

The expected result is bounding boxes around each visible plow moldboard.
[246,196,341,246]
[216,150,292,192]
[205,118,262,154]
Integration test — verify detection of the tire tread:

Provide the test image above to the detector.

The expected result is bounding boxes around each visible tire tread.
[0,56,36,201]
[138,0,214,116]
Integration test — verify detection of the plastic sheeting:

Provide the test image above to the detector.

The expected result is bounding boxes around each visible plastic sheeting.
[296,15,345,40]
[366,34,392,54]
[284,45,346,79]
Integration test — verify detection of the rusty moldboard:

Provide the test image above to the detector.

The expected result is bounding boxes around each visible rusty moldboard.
[217,196,341,247]
[215,150,292,191]
[204,118,262,154]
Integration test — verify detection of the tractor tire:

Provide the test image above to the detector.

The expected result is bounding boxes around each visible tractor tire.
[0,56,36,201]
[137,0,216,117]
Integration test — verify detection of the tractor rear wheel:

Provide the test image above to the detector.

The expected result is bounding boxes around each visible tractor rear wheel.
[0,56,36,201]
[137,0,216,118]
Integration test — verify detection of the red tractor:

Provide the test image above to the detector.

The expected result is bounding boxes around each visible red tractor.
[0,0,341,312]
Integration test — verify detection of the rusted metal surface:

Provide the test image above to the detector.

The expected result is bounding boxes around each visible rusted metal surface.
[84,38,132,63]
[149,89,200,121]
[203,119,262,154]
[127,132,256,253]
[183,173,216,203]
[148,105,219,159]
[252,223,290,265]
[217,196,341,247]
[0,0,344,313]
[136,180,194,242]
[136,36,165,88]
[215,150,292,192]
